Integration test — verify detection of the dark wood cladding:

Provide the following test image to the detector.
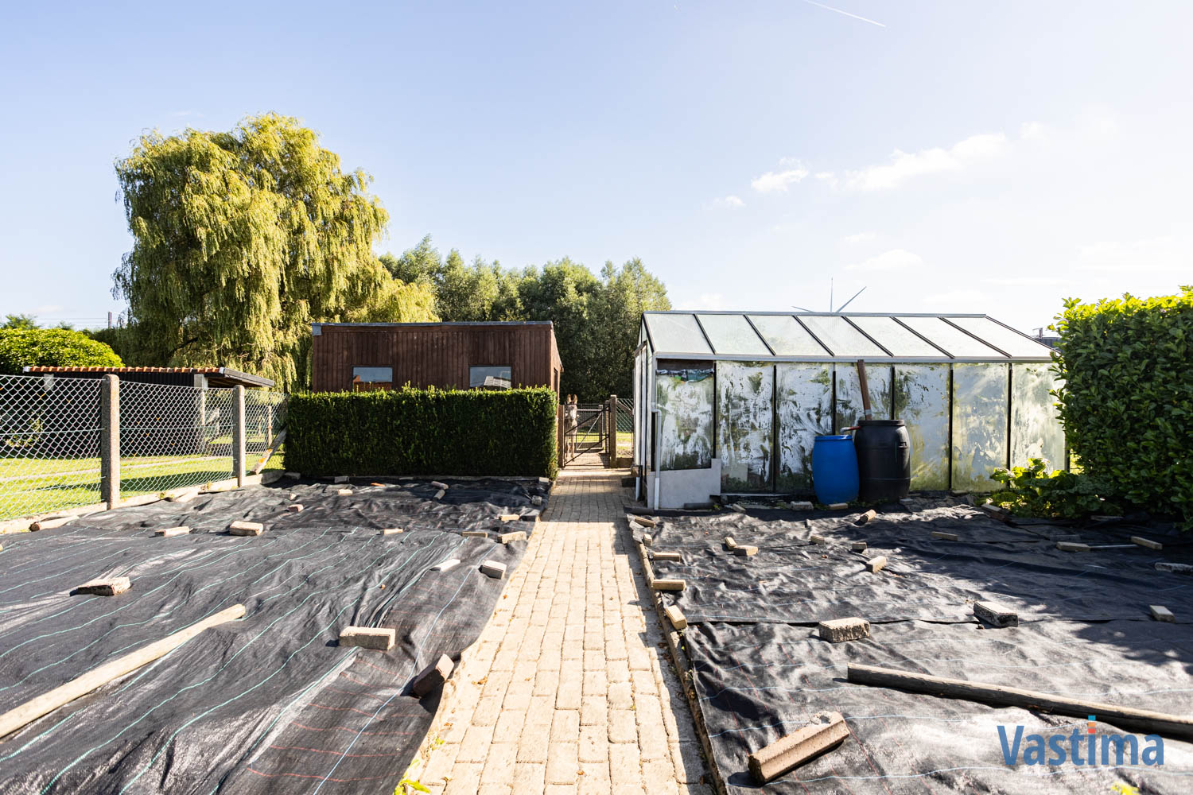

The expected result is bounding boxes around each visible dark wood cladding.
[311,323,563,394]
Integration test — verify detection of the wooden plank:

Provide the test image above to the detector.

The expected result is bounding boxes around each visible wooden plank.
[0,605,245,739]
[847,663,1193,739]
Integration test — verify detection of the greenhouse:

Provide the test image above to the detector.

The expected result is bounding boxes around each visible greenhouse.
[632,311,1062,509]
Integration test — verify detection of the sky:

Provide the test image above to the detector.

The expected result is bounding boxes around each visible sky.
[2,1,1191,335]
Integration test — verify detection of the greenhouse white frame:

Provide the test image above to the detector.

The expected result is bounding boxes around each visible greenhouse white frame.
[633,311,1064,509]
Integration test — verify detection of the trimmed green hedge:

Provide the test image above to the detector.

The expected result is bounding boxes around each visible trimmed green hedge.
[0,328,123,375]
[1054,287,1193,524]
[287,387,558,478]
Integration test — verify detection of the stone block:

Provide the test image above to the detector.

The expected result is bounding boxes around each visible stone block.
[1150,605,1175,623]
[481,560,507,579]
[229,521,264,536]
[499,514,521,522]
[810,535,827,545]
[412,654,455,696]
[1157,562,1193,574]
[865,556,887,573]
[1132,536,1163,550]
[634,516,658,528]
[932,531,958,541]
[817,617,870,643]
[851,542,867,552]
[734,545,758,557]
[651,578,685,592]
[336,488,353,496]
[789,501,813,510]
[287,504,304,513]
[76,577,131,596]
[154,526,190,537]
[500,531,528,544]
[430,481,449,490]
[973,600,1018,628]
[748,711,848,784]
[723,535,736,549]
[432,558,460,572]
[1056,542,1090,553]
[462,531,489,538]
[856,509,877,525]
[651,551,681,562]
[665,605,687,631]
[642,533,653,547]
[339,626,395,651]
[434,489,446,499]
[380,527,404,535]
[827,503,849,510]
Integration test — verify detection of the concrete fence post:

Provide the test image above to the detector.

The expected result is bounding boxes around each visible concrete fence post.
[100,374,120,510]
[232,386,246,487]
[608,395,618,460]
[264,402,274,448]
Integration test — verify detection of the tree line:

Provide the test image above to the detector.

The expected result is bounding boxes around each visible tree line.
[105,113,669,398]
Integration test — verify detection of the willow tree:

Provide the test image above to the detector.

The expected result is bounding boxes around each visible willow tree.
[114,113,433,388]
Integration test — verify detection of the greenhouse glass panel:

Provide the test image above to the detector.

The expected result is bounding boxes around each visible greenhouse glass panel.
[775,363,833,492]
[748,315,829,356]
[893,364,950,490]
[644,314,712,355]
[717,362,773,492]
[951,363,1009,491]
[850,316,943,357]
[1011,363,1066,469]
[696,314,770,356]
[656,367,715,470]
[835,364,892,431]
[898,316,1004,358]
[799,316,887,358]
[949,317,1054,358]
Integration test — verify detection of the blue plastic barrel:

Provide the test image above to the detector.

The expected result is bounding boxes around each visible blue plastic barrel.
[812,435,859,505]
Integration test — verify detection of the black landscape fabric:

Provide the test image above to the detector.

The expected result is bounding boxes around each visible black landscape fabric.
[0,477,546,794]
[641,499,1193,793]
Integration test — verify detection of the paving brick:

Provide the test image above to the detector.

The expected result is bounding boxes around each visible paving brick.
[973,601,1019,628]
[733,545,758,557]
[817,617,870,643]
[443,762,484,795]
[457,725,497,762]
[412,654,454,694]
[546,742,580,784]
[1132,536,1163,550]
[931,531,958,541]
[1151,605,1176,622]
[552,709,581,744]
[228,521,263,536]
[481,743,519,786]
[380,527,404,535]
[608,681,633,709]
[481,560,508,579]
[155,526,191,537]
[609,709,637,743]
[865,555,887,573]
[747,711,847,784]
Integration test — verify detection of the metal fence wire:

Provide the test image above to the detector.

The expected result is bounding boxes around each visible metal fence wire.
[245,390,287,470]
[0,373,103,521]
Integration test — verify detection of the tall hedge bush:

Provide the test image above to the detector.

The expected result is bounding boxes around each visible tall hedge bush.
[287,387,558,478]
[1054,287,1193,524]
[0,328,124,375]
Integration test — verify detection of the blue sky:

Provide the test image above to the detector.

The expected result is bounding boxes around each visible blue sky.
[2,1,1191,334]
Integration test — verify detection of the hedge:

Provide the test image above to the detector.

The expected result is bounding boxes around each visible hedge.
[1053,287,1193,524]
[286,387,558,478]
[0,328,124,375]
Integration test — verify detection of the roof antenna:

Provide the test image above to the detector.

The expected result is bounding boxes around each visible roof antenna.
[834,286,866,313]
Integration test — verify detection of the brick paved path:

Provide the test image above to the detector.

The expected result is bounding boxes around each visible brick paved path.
[422,467,709,794]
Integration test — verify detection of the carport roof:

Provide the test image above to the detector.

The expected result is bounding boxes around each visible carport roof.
[641,311,1054,363]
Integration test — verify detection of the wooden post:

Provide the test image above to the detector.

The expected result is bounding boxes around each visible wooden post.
[100,374,120,510]
[232,385,246,488]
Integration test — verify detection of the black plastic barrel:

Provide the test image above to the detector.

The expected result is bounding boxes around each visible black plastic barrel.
[854,419,911,502]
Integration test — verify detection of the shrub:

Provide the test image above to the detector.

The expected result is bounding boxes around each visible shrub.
[0,328,124,375]
[1053,287,1193,524]
[989,459,1119,519]
[287,387,558,478]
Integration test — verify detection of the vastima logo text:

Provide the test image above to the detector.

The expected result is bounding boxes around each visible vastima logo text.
[998,715,1164,766]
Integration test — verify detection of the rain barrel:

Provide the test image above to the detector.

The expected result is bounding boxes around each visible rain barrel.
[812,435,859,505]
[854,419,911,502]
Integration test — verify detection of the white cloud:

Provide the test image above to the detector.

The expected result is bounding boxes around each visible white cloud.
[1078,234,1190,274]
[844,132,1009,191]
[711,195,745,208]
[921,288,985,308]
[752,162,810,193]
[847,248,923,272]
[842,231,875,244]
[814,171,839,189]
[690,292,726,310]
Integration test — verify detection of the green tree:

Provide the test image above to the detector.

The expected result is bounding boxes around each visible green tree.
[590,258,671,396]
[113,113,429,389]
[0,328,123,375]
[3,314,39,330]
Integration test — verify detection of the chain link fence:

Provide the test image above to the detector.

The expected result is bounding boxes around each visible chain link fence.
[0,374,104,520]
[0,373,287,522]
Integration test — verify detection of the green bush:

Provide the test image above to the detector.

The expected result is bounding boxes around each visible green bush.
[287,387,558,478]
[989,458,1119,519]
[0,328,124,375]
[1054,287,1193,524]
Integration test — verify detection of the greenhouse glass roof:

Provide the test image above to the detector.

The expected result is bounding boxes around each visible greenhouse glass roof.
[641,312,1054,362]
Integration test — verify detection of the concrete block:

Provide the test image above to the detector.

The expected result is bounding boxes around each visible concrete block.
[380,527,404,535]
[723,535,737,549]
[818,617,870,643]
[827,503,849,510]
[973,601,1018,628]
[76,577,131,596]
[851,542,867,552]
[333,476,349,483]
[287,504,304,513]
[634,516,658,528]
[651,578,685,592]
[154,526,191,537]
[538,476,552,486]
[1157,562,1193,574]
[734,545,758,557]
[856,509,877,525]
[499,531,527,544]
[430,481,450,490]
[789,501,813,511]
[434,489,446,499]
[865,556,887,573]
[30,515,74,531]
[532,495,543,506]
[167,488,200,503]
[665,605,687,631]
[520,509,541,523]
[336,488,353,496]
[810,535,827,545]
[480,560,507,579]
[411,654,454,696]
[462,531,489,538]
[432,559,460,572]
[651,551,681,562]
[498,514,520,522]
[339,626,395,651]
[932,531,958,541]
[642,533,653,547]
[1056,542,1090,553]
[229,521,264,536]
[748,711,848,784]
[1151,605,1176,623]
[1132,536,1163,550]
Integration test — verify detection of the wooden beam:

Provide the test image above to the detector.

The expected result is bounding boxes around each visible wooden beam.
[251,428,287,475]
[847,663,1193,739]
[0,604,245,740]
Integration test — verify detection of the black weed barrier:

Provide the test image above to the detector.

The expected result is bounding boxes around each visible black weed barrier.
[0,476,547,794]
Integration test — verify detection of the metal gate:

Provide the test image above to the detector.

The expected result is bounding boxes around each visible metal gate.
[563,403,606,465]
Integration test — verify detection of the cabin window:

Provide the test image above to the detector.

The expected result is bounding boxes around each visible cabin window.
[352,366,393,392]
[470,365,512,390]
